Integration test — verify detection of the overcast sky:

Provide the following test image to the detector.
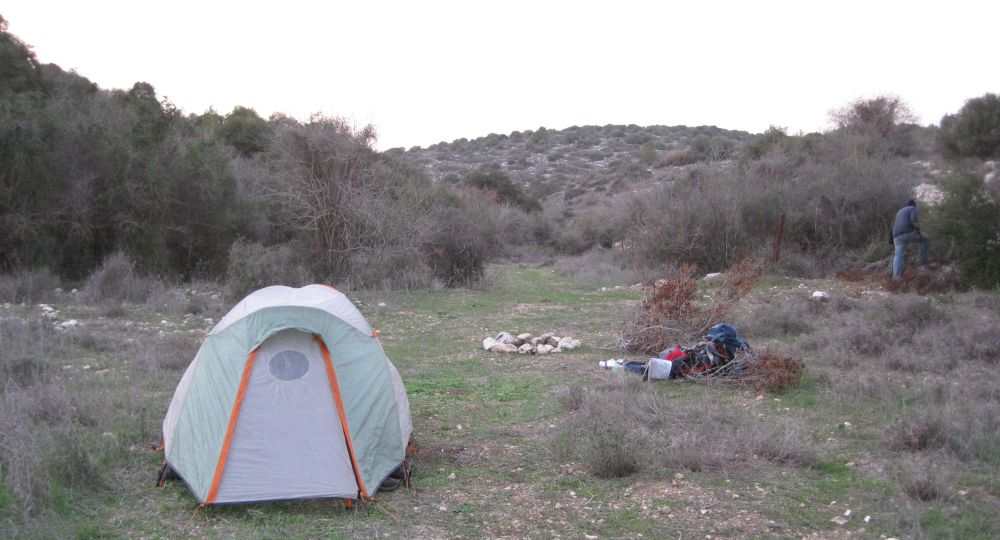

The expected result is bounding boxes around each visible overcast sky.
[4,1,997,149]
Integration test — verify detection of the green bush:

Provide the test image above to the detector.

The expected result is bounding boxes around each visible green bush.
[463,166,542,212]
[939,93,1000,159]
[926,173,1000,288]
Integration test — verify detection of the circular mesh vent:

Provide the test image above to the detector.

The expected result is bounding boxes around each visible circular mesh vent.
[268,350,310,381]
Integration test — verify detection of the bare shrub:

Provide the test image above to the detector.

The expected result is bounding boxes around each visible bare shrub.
[580,420,641,478]
[883,407,952,452]
[0,268,60,303]
[620,264,699,353]
[225,240,314,301]
[81,253,157,305]
[553,384,585,412]
[425,205,494,287]
[0,318,61,388]
[897,457,947,501]
[742,352,805,393]
[620,260,760,354]
[0,383,97,515]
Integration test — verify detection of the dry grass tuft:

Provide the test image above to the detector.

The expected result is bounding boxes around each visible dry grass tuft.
[0,267,61,304]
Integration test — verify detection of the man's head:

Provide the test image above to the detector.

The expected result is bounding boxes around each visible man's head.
[907,199,917,207]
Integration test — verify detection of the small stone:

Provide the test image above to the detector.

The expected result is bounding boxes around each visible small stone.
[438,505,447,512]
[864,515,871,523]
[494,332,516,345]
[483,337,497,351]
[812,290,830,300]
[560,337,582,351]
[844,509,852,517]
[448,472,456,480]
[700,508,709,515]
[490,343,518,353]
[377,302,386,307]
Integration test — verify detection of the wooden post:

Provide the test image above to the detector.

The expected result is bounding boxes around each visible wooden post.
[772,213,786,263]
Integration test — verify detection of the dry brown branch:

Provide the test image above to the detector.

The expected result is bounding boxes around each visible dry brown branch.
[619,259,761,354]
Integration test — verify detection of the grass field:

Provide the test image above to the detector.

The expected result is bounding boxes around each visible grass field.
[2,264,999,538]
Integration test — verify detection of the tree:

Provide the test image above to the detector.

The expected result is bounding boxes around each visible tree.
[939,93,1000,159]
[219,106,270,156]
[0,15,46,96]
[830,95,916,137]
[829,95,917,156]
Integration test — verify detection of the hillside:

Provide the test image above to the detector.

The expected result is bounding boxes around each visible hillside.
[391,124,756,219]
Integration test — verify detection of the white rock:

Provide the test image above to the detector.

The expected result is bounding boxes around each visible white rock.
[377,302,386,307]
[489,343,518,353]
[494,332,516,345]
[811,291,829,300]
[913,182,945,205]
[560,337,581,351]
[482,337,497,351]
[536,344,554,355]
[518,343,534,354]
[704,272,724,284]
[58,319,80,329]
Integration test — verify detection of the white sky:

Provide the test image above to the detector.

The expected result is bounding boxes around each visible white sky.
[4,1,997,150]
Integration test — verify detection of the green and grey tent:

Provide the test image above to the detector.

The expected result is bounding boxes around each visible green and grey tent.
[161,285,412,504]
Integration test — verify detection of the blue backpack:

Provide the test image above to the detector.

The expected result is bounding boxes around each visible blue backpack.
[705,324,751,359]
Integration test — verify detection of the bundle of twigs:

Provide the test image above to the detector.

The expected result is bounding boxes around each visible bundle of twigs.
[683,350,803,393]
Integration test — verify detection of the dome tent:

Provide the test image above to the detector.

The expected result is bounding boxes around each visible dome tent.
[162,285,412,504]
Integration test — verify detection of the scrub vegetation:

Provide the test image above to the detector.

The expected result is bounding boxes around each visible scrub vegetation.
[2,265,1000,538]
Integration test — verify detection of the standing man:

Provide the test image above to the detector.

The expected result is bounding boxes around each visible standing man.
[890,199,929,279]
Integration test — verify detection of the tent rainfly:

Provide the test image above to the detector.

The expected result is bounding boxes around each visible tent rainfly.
[161,285,412,504]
